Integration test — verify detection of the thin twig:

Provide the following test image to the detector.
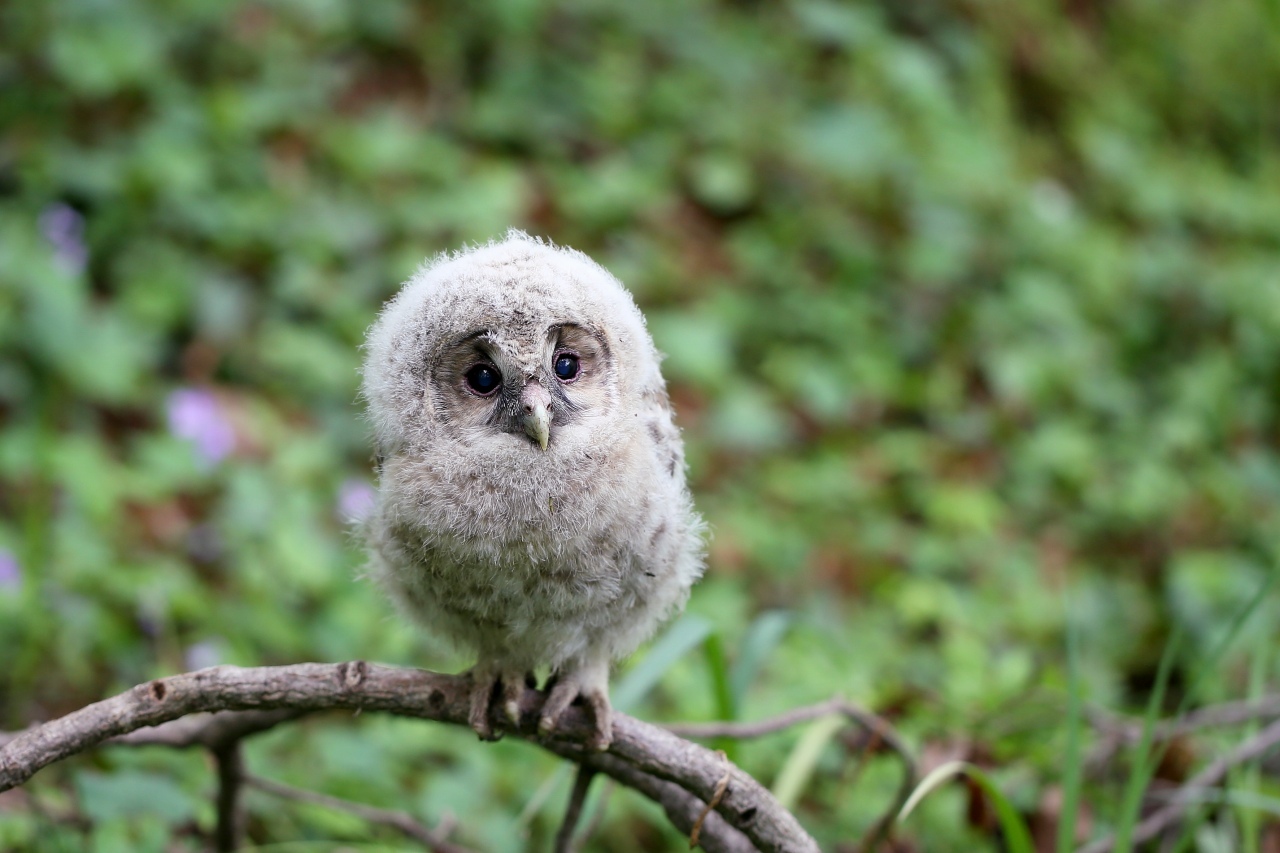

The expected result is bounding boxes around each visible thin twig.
[554,765,596,853]
[579,779,613,847]
[212,741,244,853]
[668,697,916,851]
[246,774,474,853]
[1099,695,1280,741]
[841,726,890,852]
[690,750,731,849]
[1162,696,1280,735]
[666,700,848,740]
[1087,695,1280,767]
[1077,715,1280,853]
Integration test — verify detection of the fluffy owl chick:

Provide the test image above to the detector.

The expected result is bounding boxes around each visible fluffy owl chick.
[361,231,704,750]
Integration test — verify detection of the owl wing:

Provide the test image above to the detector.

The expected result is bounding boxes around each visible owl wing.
[641,384,686,481]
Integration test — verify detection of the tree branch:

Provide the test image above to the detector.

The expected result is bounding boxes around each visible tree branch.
[0,662,819,853]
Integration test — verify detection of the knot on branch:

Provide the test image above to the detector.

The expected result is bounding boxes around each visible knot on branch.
[131,678,171,706]
[336,660,368,690]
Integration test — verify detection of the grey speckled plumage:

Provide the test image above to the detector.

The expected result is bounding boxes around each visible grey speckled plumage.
[360,231,704,748]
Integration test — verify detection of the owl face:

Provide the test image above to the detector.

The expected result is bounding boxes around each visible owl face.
[432,320,615,452]
[362,232,661,461]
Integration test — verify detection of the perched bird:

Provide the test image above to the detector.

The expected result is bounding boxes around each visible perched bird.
[361,231,704,749]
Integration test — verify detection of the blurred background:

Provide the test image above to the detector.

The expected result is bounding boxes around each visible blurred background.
[2,0,1280,850]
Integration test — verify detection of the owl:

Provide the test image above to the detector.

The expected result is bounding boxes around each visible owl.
[360,231,704,750]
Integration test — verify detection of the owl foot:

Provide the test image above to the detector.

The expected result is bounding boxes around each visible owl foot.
[467,667,534,741]
[538,660,612,751]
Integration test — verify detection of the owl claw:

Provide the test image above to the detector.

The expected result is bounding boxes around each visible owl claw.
[467,667,528,740]
[538,661,613,750]
[501,673,525,724]
[467,671,501,741]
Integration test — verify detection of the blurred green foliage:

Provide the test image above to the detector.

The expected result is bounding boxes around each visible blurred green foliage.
[2,0,1279,849]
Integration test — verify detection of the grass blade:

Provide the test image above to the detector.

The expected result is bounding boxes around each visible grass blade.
[1179,570,1276,714]
[771,712,845,811]
[1057,595,1084,853]
[702,632,739,761]
[703,632,736,721]
[1114,572,1275,850]
[1235,637,1269,853]
[1112,625,1182,851]
[728,610,792,710]
[897,760,1035,853]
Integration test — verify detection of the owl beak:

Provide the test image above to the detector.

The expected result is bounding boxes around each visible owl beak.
[520,382,553,451]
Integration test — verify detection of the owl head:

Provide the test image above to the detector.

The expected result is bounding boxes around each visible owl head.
[362,231,663,461]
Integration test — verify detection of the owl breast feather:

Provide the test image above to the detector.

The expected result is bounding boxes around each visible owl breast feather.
[367,429,699,669]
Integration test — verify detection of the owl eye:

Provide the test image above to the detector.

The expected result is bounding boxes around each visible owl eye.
[464,363,502,396]
[554,353,580,382]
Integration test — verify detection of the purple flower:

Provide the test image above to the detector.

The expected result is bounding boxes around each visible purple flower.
[0,550,20,591]
[167,388,236,465]
[184,640,223,671]
[338,479,376,522]
[39,203,88,274]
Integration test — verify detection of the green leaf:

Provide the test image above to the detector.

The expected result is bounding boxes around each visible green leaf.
[75,770,197,825]
[612,614,713,712]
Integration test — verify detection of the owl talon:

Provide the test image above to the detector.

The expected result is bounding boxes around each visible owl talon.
[500,671,526,724]
[538,662,613,750]
[468,667,529,739]
[584,691,613,751]
[467,671,501,741]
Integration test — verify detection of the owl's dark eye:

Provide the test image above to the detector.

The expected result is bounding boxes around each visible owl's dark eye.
[554,353,580,382]
[464,363,502,396]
